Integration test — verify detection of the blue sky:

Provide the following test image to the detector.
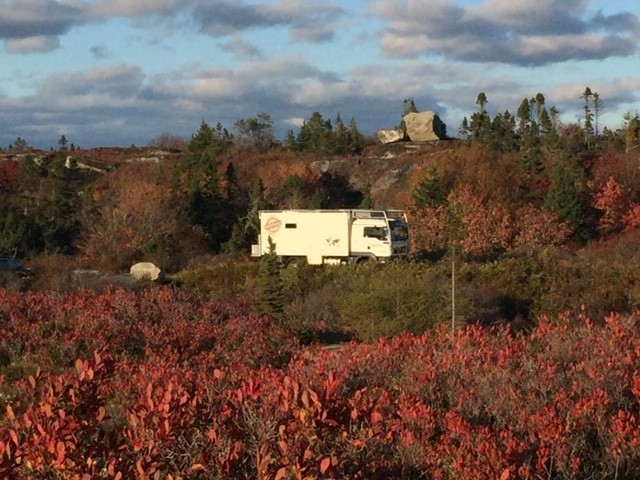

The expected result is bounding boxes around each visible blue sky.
[0,0,638,149]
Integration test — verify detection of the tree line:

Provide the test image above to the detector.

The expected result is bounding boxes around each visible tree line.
[0,94,639,272]
[0,110,370,270]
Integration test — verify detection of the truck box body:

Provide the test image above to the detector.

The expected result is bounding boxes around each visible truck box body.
[252,209,409,265]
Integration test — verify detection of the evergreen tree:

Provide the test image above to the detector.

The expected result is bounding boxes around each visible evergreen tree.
[543,105,560,147]
[334,113,349,155]
[491,111,516,152]
[311,172,363,209]
[220,162,249,253]
[257,237,285,319]
[517,97,531,134]
[41,158,79,253]
[297,112,334,154]
[279,174,309,209]
[348,117,365,154]
[284,129,297,150]
[533,93,545,125]
[0,208,29,256]
[235,177,269,250]
[459,117,470,140]
[403,98,419,115]
[539,108,552,136]
[234,112,275,152]
[470,92,491,143]
[180,121,235,251]
[581,87,595,147]
[544,160,587,240]
[58,135,68,152]
[413,167,446,207]
[593,92,602,136]
[476,92,488,113]
[623,112,640,154]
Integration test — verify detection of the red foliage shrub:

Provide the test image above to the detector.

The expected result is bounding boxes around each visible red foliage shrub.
[3,290,640,478]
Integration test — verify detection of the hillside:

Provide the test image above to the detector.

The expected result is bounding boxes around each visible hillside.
[1,106,639,290]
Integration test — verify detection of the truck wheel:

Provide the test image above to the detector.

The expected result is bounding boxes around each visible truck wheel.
[356,256,375,264]
[283,257,305,268]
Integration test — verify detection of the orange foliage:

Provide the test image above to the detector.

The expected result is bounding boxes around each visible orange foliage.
[406,205,446,253]
[511,204,572,248]
[448,184,512,258]
[410,183,572,256]
[81,165,178,270]
[622,204,640,233]
[0,160,18,192]
[593,176,628,235]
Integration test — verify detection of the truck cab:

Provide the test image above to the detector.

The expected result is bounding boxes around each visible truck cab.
[350,211,409,262]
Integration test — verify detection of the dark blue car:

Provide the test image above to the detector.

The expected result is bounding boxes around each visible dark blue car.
[0,255,34,278]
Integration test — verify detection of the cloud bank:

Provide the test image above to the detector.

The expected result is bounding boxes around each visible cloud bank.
[0,0,637,148]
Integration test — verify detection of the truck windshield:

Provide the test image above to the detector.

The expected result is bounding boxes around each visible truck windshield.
[389,221,408,241]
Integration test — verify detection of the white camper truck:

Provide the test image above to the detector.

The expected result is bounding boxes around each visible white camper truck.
[251,209,409,265]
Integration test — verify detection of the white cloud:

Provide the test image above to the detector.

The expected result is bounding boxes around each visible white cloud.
[372,0,639,65]
[218,36,264,59]
[284,117,305,127]
[5,35,59,53]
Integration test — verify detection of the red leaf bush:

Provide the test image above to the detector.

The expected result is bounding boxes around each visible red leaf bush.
[2,289,640,478]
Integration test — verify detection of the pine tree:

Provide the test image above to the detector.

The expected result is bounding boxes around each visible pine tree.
[581,87,596,147]
[476,92,488,113]
[284,129,297,150]
[470,93,491,143]
[348,117,365,154]
[544,160,587,240]
[297,112,334,154]
[58,135,68,152]
[257,237,285,319]
[334,113,349,155]
[517,98,531,135]
[413,167,446,207]
[593,92,602,136]
[42,158,79,253]
[459,117,470,140]
[234,112,275,152]
[403,98,419,115]
[533,93,545,125]
[181,121,234,251]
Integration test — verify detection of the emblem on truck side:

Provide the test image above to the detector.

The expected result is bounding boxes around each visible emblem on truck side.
[325,238,340,246]
[265,217,282,234]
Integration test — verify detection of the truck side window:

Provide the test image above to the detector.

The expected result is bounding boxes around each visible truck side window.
[363,226,388,240]
[285,223,297,229]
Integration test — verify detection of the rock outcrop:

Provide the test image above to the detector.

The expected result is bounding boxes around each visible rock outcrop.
[377,128,405,144]
[130,262,163,281]
[403,111,447,142]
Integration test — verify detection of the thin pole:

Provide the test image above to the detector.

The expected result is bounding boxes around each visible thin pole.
[451,244,456,331]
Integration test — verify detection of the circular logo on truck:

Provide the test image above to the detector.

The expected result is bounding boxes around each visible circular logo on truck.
[265,216,282,234]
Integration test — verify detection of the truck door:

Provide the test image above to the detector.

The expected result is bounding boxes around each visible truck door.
[352,220,392,259]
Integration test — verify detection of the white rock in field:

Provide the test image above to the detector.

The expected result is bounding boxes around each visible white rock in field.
[130,262,163,281]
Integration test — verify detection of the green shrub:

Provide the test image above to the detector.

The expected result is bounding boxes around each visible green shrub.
[174,259,258,300]
[327,262,450,340]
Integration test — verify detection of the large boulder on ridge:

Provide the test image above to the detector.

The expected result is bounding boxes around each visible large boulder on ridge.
[403,111,447,142]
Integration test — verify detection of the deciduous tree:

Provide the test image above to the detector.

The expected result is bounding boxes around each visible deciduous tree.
[81,166,180,271]
[593,176,628,235]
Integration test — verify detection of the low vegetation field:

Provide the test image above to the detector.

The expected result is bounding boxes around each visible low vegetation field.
[2,288,640,479]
